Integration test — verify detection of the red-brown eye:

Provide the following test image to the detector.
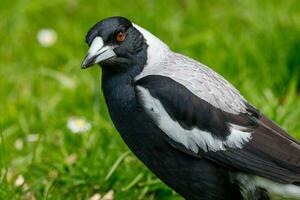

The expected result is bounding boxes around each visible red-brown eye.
[116,32,126,42]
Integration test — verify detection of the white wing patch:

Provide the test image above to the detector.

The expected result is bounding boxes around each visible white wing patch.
[133,23,247,114]
[137,86,252,153]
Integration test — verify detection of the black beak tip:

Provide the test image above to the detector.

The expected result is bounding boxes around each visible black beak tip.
[81,62,94,69]
[81,63,88,69]
[81,59,93,69]
[81,54,96,69]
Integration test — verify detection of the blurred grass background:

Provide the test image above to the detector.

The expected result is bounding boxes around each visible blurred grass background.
[0,0,299,199]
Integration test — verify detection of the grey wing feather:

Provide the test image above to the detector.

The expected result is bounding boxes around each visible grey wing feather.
[136,52,247,114]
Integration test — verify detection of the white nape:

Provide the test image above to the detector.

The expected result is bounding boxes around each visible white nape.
[133,23,170,67]
[136,86,252,153]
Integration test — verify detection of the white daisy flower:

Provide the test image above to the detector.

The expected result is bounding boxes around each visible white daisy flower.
[67,117,91,134]
[27,134,39,142]
[15,138,24,150]
[37,29,57,47]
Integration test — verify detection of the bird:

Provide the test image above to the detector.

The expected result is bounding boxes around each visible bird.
[81,16,300,200]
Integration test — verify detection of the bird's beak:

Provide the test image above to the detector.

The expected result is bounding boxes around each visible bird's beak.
[81,36,116,69]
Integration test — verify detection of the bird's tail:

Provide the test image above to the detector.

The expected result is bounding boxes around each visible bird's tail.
[255,178,300,200]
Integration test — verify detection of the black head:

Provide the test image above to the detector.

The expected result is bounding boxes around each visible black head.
[82,16,146,72]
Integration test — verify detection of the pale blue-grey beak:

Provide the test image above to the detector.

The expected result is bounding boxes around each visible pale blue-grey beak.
[81,36,116,69]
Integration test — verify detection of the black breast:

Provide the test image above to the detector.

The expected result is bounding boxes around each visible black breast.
[101,71,245,200]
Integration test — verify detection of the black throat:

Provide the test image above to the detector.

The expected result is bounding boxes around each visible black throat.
[102,40,147,82]
[101,42,148,111]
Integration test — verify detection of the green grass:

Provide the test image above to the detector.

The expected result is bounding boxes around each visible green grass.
[0,0,300,199]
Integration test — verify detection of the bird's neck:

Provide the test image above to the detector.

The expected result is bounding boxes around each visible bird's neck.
[133,23,170,68]
[101,44,148,109]
[100,45,149,145]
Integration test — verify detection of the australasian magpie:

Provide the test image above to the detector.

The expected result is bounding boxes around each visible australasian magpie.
[81,16,300,200]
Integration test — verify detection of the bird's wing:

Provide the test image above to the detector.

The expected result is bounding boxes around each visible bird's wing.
[136,53,248,115]
[135,72,300,184]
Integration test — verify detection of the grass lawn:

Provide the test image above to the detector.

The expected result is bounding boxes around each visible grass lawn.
[0,0,299,199]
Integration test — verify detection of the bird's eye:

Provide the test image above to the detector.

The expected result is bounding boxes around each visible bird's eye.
[116,32,126,42]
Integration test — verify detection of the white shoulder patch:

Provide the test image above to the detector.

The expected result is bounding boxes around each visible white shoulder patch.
[136,86,252,153]
[135,52,248,114]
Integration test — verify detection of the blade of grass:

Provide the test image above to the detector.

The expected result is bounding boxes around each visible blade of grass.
[105,151,130,181]
[121,172,143,191]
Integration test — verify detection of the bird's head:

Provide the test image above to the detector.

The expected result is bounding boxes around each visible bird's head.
[81,16,147,72]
